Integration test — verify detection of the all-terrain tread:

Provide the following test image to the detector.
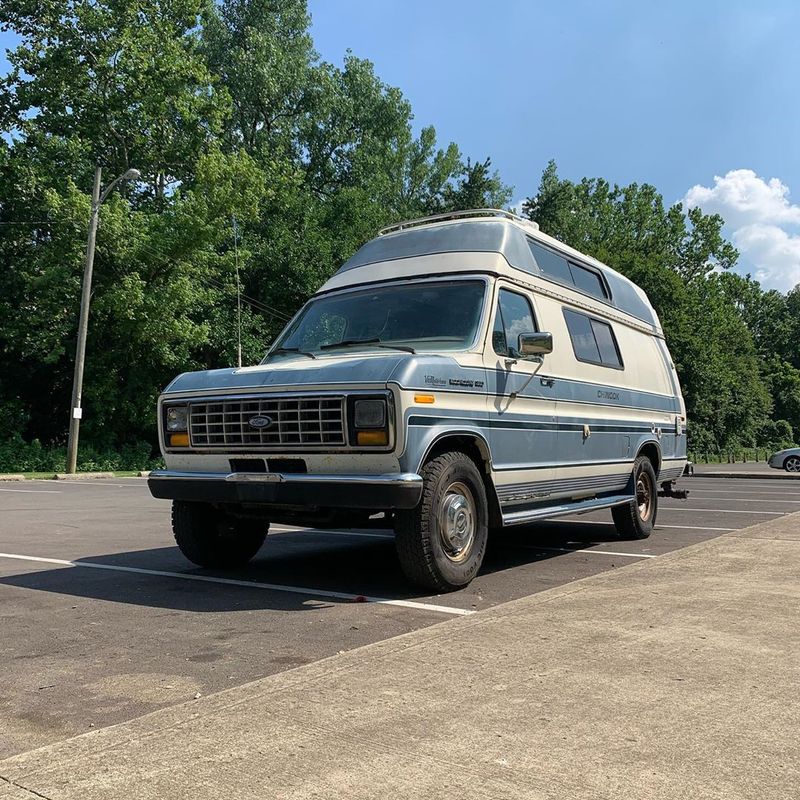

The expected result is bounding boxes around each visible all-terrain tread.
[171,501,267,568]
[612,455,657,540]
[394,451,487,592]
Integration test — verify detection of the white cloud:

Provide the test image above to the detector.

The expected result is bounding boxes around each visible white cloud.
[510,198,527,216]
[733,224,800,291]
[684,169,800,292]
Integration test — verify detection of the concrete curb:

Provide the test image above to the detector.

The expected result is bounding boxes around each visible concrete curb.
[0,475,26,482]
[52,472,115,481]
[137,471,150,478]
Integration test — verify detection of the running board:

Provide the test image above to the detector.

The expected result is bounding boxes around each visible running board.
[502,494,632,527]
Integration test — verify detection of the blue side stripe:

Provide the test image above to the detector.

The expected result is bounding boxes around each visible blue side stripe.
[408,414,659,435]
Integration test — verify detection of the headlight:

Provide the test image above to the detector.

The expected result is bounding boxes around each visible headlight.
[165,406,188,432]
[354,399,386,429]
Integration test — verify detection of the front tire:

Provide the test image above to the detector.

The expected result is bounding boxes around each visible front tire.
[612,456,658,540]
[172,501,268,568]
[395,451,489,592]
[784,456,800,473]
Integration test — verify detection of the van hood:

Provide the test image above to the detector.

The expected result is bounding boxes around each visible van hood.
[162,352,466,395]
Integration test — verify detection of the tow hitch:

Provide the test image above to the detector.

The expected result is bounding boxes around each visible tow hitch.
[659,480,689,500]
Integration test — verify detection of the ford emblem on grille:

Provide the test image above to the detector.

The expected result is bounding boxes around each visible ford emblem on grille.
[248,415,273,430]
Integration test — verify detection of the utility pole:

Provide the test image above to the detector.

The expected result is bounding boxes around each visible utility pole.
[66,165,139,473]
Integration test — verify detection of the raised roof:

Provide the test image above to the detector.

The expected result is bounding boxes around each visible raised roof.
[332,210,660,329]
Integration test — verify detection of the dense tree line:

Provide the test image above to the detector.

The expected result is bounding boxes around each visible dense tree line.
[0,0,797,468]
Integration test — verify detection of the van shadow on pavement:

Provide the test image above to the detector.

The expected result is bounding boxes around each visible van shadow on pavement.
[0,520,624,613]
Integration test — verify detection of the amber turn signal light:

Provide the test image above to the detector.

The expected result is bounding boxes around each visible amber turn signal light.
[414,394,435,404]
[169,432,190,447]
[356,430,388,446]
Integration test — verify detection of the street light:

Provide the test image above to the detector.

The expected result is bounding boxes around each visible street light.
[65,165,140,474]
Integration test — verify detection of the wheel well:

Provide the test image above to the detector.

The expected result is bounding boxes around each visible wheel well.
[422,434,502,530]
[637,442,661,475]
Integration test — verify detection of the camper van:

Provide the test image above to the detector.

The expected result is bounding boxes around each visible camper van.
[148,209,687,591]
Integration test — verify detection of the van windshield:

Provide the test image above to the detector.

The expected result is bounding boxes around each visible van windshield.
[265,280,486,360]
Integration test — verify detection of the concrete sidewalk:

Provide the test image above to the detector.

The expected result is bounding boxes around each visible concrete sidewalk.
[2,516,798,800]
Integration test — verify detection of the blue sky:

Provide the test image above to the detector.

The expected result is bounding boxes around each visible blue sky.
[2,1,799,289]
[309,0,800,290]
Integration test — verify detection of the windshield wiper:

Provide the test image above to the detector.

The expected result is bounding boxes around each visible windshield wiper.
[267,346,317,360]
[319,337,416,354]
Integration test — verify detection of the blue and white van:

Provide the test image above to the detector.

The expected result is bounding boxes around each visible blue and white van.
[149,210,687,591]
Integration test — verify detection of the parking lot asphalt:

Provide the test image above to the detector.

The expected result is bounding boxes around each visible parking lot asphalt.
[1,473,799,759]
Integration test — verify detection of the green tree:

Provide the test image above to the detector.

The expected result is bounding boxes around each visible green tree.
[0,0,510,457]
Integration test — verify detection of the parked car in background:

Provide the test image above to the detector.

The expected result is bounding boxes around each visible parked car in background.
[148,209,687,591]
[768,447,800,473]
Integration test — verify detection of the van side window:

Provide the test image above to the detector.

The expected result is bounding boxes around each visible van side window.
[529,240,609,301]
[493,289,536,356]
[528,241,572,285]
[568,263,608,299]
[563,309,623,369]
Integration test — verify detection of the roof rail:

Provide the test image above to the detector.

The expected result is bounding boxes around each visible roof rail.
[378,208,539,236]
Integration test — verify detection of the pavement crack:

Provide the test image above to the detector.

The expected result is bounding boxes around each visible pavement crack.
[0,773,54,800]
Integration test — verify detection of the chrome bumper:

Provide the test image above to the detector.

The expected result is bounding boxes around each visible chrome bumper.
[148,470,423,509]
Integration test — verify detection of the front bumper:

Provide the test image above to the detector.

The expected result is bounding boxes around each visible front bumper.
[148,470,423,509]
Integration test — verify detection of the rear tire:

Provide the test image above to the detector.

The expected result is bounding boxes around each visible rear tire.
[612,456,658,540]
[784,456,800,473]
[394,451,488,592]
[172,501,268,568]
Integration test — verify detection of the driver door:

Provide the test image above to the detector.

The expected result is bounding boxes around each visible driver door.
[485,285,558,508]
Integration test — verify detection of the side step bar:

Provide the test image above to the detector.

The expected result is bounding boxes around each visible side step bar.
[502,494,632,527]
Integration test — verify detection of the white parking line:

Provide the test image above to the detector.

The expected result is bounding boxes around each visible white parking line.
[526,546,656,559]
[657,524,735,532]
[688,480,800,489]
[546,518,735,532]
[681,486,800,497]
[35,480,142,488]
[675,496,800,504]
[0,488,61,494]
[271,525,393,540]
[0,552,473,617]
[659,507,784,515]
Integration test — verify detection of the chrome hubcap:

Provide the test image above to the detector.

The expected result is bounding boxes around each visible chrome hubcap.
[636,472,653,522]
[787,458,800,473]
[438,481,476,562]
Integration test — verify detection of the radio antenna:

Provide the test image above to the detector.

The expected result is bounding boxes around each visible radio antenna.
[232,214,242,368]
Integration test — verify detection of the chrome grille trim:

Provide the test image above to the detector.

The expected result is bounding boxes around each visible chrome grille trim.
[189,395,346,449]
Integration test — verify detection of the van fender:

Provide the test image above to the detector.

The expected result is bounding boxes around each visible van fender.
[402,426,502,525]
[412,428,493,475]
[625,439,663,493]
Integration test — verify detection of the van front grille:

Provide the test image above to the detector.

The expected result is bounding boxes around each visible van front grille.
[189,396,346,449]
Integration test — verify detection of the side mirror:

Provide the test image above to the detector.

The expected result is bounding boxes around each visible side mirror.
[517,331,553,359]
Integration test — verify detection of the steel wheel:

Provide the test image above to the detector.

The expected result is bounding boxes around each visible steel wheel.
[636,469,655,522]
[437,481,476,563]
[394,451,489,591]
[785,456,800,473]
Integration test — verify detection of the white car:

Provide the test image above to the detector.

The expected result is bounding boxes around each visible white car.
[768,448,800,473]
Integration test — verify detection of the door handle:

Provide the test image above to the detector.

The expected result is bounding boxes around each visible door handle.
[540,377,555,387]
